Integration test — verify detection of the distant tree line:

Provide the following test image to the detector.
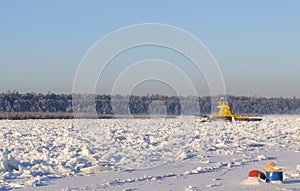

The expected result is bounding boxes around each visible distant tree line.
[0,91,300,116]
[228,95,300,114]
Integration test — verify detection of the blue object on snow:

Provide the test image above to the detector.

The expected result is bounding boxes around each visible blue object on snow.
[265,171,283,182]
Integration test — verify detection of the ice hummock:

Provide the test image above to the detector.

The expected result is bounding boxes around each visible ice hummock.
[0,116,300,190]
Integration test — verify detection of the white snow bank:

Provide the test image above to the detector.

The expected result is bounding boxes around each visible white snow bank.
[240,177,265,185]
[0,152,20,171]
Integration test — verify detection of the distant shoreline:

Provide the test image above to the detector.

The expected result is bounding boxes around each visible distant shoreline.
[1,93,299,116]
[1,112,298,120]
[0,112,177,120]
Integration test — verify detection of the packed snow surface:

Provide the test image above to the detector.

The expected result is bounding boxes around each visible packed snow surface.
[0,116,300,190]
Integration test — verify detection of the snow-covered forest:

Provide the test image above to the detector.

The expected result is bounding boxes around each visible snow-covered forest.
[0,92,299,117]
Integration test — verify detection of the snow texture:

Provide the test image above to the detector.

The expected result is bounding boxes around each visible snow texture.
[0,115,299,190]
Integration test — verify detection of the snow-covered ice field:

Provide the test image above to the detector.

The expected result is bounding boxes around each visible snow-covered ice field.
[1,116,300,190]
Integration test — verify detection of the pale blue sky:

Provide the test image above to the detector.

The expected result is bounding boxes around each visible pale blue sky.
[1,0,299,97]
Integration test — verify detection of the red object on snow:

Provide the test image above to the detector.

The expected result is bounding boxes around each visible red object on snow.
[248,170,266,180]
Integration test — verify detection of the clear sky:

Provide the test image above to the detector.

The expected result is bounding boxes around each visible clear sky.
[1,0,300,97]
